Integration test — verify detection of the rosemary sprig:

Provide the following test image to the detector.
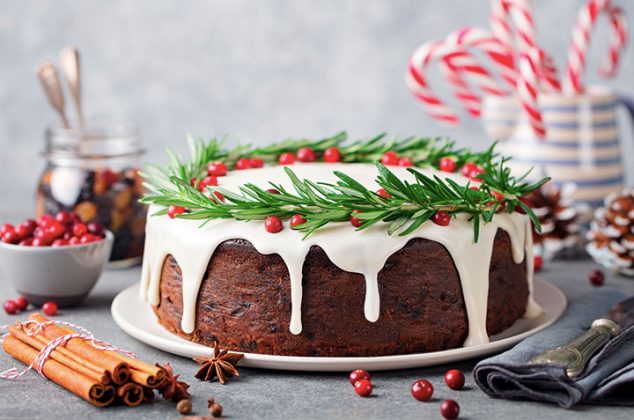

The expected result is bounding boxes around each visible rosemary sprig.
[140,133,549,242]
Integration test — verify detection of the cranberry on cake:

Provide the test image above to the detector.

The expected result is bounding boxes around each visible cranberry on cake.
[140,133,547,357]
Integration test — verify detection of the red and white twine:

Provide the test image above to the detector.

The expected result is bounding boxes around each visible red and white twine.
[0,320,135,380]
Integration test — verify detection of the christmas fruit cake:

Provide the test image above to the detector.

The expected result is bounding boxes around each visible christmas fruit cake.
[139,133,545,357]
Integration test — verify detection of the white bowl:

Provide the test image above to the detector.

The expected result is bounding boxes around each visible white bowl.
[0,230,114,307]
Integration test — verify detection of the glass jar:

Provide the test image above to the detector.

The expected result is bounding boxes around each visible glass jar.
[36,120,147,265]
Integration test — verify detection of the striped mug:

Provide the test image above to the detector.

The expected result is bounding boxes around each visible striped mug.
[482,86,634,208]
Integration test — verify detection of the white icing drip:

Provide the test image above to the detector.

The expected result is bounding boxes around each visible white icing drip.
[140,163,542,345]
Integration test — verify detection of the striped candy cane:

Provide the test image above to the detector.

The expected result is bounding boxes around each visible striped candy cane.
[517,48,546,138]
[446,27,517,89]
[564,0,629,93]
[490,0,561,92]
[407,31,512,125]
[601,5,628,77]
[407,41,461,125]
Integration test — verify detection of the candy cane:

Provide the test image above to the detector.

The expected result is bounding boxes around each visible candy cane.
[601,5,628,77]
[564,0,629,93]
[406,40,461,125]
[407,31,513,125]
[490,0,561,92]
[517,49,546,138]
[440,56,482,117]
[446,27,517,90]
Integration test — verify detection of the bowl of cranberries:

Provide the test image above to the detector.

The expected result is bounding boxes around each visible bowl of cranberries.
[0,211,113,307]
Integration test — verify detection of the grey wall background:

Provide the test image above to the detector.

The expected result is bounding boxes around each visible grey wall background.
[1,0,633,218]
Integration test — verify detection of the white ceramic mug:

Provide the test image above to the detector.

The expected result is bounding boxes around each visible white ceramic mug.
[482,86,634,208]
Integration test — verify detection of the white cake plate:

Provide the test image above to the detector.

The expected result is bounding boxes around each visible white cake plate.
[111,277,566,371]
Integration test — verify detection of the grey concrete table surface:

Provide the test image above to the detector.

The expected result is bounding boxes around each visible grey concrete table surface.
[1,259,633,420]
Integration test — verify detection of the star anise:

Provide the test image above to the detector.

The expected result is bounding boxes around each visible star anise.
[193,345,243,384]
[156,362,190,402]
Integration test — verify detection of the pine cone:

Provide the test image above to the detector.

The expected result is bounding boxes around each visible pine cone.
[586,189,634,277]
[522,182,584,259]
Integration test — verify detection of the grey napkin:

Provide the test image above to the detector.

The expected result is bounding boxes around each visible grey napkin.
[474,289,634,408]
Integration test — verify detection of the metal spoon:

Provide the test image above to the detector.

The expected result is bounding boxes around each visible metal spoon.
[36,61,70,128]
[59,46,83,128]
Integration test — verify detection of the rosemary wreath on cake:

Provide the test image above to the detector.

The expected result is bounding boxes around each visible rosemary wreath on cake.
[140,132,549,241]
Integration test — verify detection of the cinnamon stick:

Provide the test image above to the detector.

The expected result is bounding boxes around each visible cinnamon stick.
[8,325,109,385]
[31,332,111,384]
[116,382,144,407]
[29,313,130,384]
[52,316,165,388]
[2,336,115,407]
[107,352,166,388]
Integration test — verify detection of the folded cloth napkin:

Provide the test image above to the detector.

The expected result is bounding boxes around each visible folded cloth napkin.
[474,288,634,408]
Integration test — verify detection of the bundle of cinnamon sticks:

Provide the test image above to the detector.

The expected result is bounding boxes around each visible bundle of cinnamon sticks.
[2,313,166,407]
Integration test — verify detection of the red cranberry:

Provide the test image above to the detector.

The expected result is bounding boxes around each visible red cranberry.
[440,157,457,173]
[4,300,18,315]
[461,162,477,177]
[492,191,504,202]
[15,223,32,239]
[42,301,58,316]
[290,214,306,228]
[32,236,51,247]
[266,188,281,195]
[52,239,68,247]
[462,162,485,181]
[297,147,316,162]
[14,297,28,311]
[36,214,55,227]
[16,221,36,238]
[376,188,391,198]
[440,399,460,419]
[18,238,33,246]
[324,147,341,163]
[235,158,251,170]
[432,211,451,226]
[55,211,74,225]
[444,369,465,390]
[249,158,264,168]
[381,151,399,166]
[68,237,81,245]
[202,175,219,188]
[398,156,414,167]
[211,191,225,203]
[589,269,605,287]
[72,223,88,237]
[1,230,18,244]
[167,205,186,219]
[23,219,38,232]
[1,223,15,235]
[264,216,283,233]
[353,379,373,397]
[47,221,65,239]
[80,234,97,244]
[461,162,485,180]
[534,255,543,272]
[278,152,296,165]
[86,222,104,237]
[207,161,228,176]
[411,379,434,402]
[349,369,371,385]
[350,210,363,228]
